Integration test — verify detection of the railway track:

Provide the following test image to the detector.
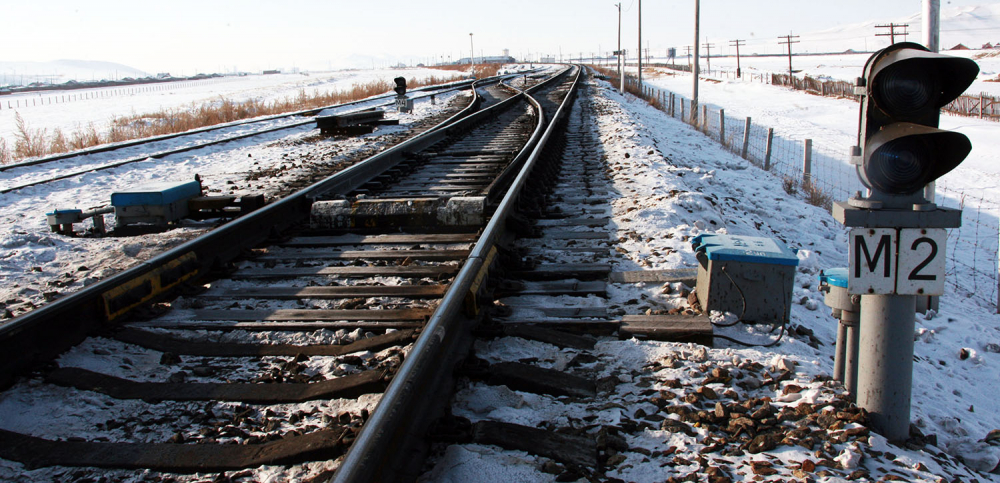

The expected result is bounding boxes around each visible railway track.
[0,77,496,195]
[0,64,969,483]
[0,66,579,481]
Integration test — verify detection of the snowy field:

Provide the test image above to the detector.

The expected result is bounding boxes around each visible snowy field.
[423,72,1000,482]
[0,67,467,150]
[0,84,467,319]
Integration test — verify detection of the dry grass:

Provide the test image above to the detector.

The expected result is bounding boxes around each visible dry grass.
[0,75,462,165]
[0,138,10,165]
[427,63,503,79]
[801,179,833,209]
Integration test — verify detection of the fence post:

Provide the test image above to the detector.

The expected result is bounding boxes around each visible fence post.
[680,100,686,123]
[803,139,813,183]
[669,93,675,117]
[701,105,708,132]
[764,128,774,171]
[742,117,751,159]
[981,92,985,119]
[719,109,726,145]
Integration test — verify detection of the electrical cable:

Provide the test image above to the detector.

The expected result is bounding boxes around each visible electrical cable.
[703,263,791,348]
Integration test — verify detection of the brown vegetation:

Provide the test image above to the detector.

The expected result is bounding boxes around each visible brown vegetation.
[427,63,503,79]
[1,74,462,165]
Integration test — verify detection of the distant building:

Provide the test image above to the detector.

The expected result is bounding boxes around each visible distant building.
[455,56,516,65]
[262,69,280,75]
[983,43,995,50]
[950,44,970,50]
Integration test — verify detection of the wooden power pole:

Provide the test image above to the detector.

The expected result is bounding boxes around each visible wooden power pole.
[730,39,746,77]
[876,23,909,45]
[702,41,715,75]
[778,34,800,79]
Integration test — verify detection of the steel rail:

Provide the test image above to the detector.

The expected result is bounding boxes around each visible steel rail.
[0,80,507,195]
[0,76,519,388]
[0,78,478,173]
[330,65,582,483]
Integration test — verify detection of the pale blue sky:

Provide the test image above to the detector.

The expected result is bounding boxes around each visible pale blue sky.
[3,0,994,74]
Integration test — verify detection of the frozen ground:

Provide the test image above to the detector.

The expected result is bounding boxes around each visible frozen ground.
[0,67,467,150]
[0,84,466,319]
[423,73,1000,481]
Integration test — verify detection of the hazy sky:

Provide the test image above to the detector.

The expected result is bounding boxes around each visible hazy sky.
[3,0,994,74]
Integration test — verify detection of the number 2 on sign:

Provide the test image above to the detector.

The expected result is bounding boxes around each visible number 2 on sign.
[897,228,947,295]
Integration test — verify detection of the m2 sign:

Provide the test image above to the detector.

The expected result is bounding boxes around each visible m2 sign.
[848,228,947,296]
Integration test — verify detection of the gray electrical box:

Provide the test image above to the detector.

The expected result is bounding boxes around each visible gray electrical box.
[692,234,799,324]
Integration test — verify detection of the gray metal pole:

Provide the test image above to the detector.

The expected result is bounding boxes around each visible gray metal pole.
[923,0,940,53]
[856,294,916,442]
[692,0,700,124]
[469,33,476,77]
[617,2,623,91]
[844,311,860,398]
[923,0,940,205]
[637,0,642,88]
[834,316,847,383]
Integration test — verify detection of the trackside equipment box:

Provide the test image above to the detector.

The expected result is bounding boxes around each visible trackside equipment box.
[691,234,799,324]
[111,180,202,226]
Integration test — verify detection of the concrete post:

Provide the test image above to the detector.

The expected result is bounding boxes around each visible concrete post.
[741,117,751,159]
[803,139,813,183]
[857,294,916,442]
[764,128,774,171]
[719,109,726,145]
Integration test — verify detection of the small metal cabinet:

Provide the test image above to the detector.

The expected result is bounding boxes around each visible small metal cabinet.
[691,234,799,324]
[111,180,202,227]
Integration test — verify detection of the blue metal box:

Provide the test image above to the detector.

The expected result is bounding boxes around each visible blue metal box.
[110,180,202,207]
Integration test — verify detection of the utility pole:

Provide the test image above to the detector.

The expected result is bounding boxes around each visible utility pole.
[469,33,476,77]
[616,2,623,91]
[923,0,940,53]
[637,0,643,89]
[703,40,715,75]
[692,0,700,123]
[730,39,746,78]
[875,23,910,45]
[778,34,800,79]
[924,0,941,310]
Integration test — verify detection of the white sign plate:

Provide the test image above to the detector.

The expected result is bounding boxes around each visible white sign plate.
[848,228,896,295]
[896,228,947,295]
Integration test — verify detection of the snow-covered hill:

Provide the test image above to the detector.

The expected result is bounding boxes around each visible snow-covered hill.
[0,59,148,87]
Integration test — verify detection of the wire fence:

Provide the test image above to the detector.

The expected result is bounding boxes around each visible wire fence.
[617,72,999,310]
[0,78,229,111]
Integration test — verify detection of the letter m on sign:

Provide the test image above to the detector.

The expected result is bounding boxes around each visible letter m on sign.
[848,228,897,295]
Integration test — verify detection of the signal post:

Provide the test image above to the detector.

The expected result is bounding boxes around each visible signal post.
[834,43,978,441]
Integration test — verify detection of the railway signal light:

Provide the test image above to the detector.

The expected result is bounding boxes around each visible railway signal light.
[393,77,407,96]
[855,42,978,206]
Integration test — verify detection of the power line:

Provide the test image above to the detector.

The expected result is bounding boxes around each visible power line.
[875,23,909,44]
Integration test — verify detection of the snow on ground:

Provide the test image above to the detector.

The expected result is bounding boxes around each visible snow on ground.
[424,73,1000,481]
[0,87,465,319]
[639,61,1000,311]
[0,67,466,149]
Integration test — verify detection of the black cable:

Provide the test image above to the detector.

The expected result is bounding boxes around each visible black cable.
[708,263,745,327]
[703,263,791,347]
